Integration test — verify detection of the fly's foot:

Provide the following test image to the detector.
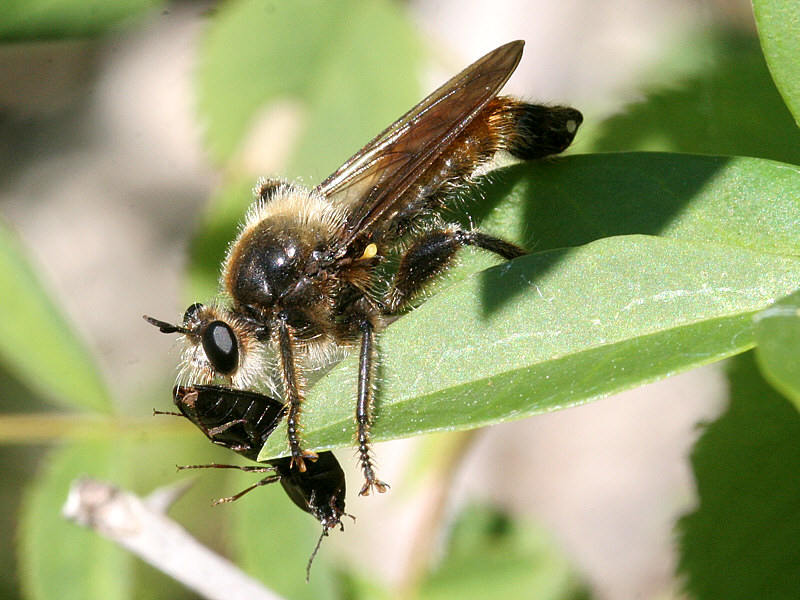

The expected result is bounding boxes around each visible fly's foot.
[358,445,389,495]
[358,479,390,496]
[290,448,319,472]
[359,473,390,496]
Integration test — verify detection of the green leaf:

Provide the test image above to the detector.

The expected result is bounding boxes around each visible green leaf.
[677,353,800,600]
[754,289,800,407]
[256,151,800,456]
[196,0,423,171]
[0,219,110,412]
[420,505,590,600]
[753,0,800,126]
[0,0,162,41]
[19,440,133,600]
[261,235,800,458]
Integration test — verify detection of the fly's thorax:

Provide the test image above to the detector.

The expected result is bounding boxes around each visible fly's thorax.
[174,302,276,393]
[222,181,346,321]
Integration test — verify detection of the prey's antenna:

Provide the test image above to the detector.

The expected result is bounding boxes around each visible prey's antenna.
[306,528,328,582]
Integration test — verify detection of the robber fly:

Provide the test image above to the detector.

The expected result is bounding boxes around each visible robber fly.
[145,40,582,496]
[163,384,347,578]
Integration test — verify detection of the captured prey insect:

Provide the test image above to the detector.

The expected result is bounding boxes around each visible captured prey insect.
[145,40,582,496]
[161,384,347,577]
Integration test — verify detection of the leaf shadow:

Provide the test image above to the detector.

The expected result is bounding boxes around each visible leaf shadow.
[468,153,732,315]
[676,352,800,600]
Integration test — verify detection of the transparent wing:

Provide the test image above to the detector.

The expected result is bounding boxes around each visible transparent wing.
[315,40,524,252]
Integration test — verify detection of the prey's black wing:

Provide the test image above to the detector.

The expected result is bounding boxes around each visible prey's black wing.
[315,40,524,252]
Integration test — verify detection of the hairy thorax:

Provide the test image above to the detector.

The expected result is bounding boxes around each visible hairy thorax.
[222,182,360,363]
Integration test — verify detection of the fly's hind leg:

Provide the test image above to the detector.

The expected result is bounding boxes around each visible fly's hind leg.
[385,225,527,313]
[366,225,525,492]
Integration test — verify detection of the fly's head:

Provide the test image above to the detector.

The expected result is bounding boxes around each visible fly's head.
[144,302,272,391]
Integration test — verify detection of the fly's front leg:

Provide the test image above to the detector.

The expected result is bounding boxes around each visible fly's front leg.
[357,317,389,495]
[277,318,318,471]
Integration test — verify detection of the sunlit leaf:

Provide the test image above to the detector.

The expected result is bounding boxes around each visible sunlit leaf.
[466,153,800,257]
[262,235,800,457]
[753,0,800,126]
[754,289,800,407]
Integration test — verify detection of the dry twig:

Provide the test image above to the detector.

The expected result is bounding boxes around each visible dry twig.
[63,478,284,600]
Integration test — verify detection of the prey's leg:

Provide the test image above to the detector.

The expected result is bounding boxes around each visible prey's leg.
[176,463,280,505]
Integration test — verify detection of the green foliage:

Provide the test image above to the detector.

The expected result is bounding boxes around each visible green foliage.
[19,441,133,600]
[196,0,423,171]
[753,0,800,126]
[755,290,800,406]
[467,154,800,255]
[0,220,110,412]
[677,353,800,600]
[421,505,591,600]
[19,433,255,600]
[591,30,800,165]
[0,0,162,41]
[1,0,799,599]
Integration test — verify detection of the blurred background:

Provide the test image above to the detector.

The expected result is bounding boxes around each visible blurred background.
[0,0,792,599]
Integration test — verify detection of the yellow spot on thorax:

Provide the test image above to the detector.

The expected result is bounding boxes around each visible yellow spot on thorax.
[361,243,378,260]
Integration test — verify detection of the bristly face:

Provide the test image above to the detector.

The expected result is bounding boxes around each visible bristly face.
[144,302,276,393]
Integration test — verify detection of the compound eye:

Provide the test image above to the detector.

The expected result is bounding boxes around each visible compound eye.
[202,320,239,375]
[183,303,204,326]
